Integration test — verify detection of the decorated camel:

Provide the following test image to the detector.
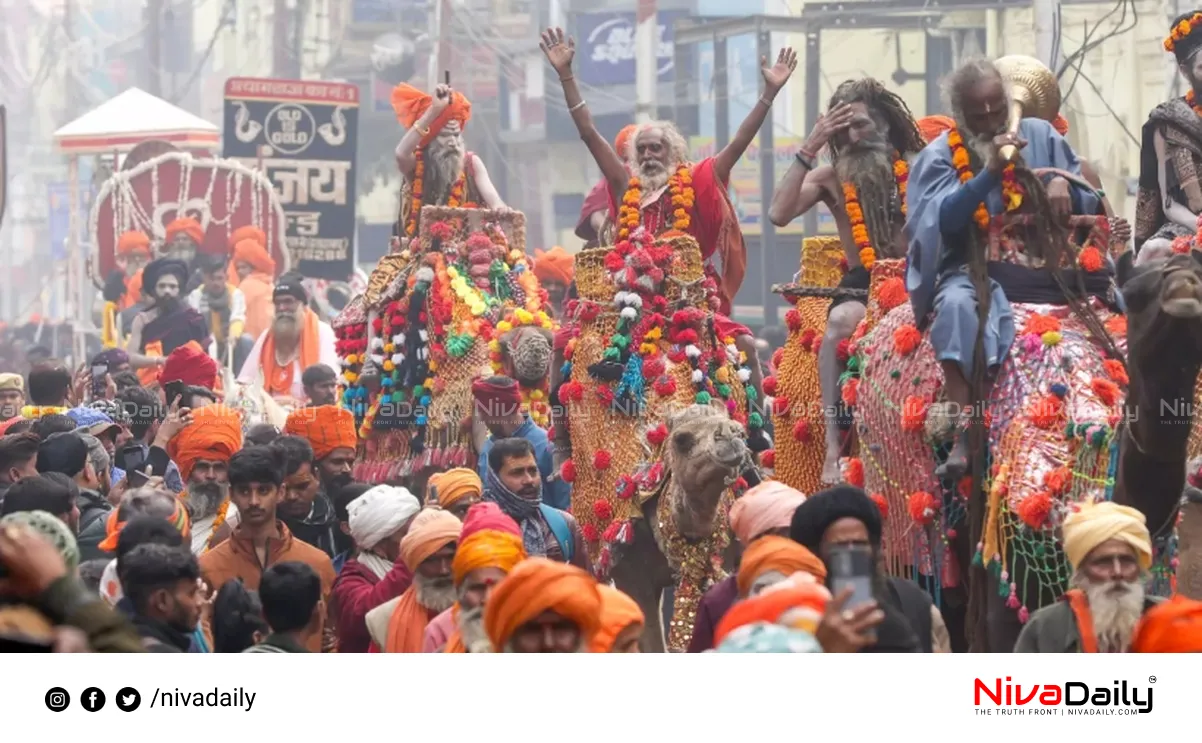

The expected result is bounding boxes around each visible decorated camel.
[553,232,758,652]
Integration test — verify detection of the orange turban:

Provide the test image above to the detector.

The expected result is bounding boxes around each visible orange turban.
[1131,595,1202,653]
[391,83,472,149]
[736,535,827,597]
[228,226,267,252]
[484,557,602,651]
[167,405,244,483]
[917,115,955,143]
[399,509,462,572]
[117,231,151,257]
[1052,114,1070,136]
[429,468,482,509]
[165,217,204,246]
[160,341,218,390]
[533,247,575,286]
[713,577,830,648]
[591,584,645,652]
[233,238,276,276]
[97,495,191,553]
[452,503,525,586]
[124,269,144,308]
[615,124,638,159]
[284,405,357,460]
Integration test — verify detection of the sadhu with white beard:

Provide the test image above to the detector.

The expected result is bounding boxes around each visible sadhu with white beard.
[1015,501,1158,653]
[391,82,506,239]
[237,273,338,402]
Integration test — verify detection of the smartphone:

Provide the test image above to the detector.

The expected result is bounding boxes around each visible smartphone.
[827,543,876,611]
[126,469,151,489]
[91,364,108,399]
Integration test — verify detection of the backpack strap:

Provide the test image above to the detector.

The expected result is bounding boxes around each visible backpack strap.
[538,504,574,563]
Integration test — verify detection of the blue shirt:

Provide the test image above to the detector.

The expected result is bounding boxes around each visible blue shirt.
[477,416,571,511]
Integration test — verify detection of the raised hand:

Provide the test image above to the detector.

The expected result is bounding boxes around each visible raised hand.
[540,27,576,76]
[761,47,798,93]
[430,84,453,116]
[805,102,856,153]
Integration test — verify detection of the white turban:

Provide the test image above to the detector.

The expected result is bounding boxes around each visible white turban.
[347,485,421,550]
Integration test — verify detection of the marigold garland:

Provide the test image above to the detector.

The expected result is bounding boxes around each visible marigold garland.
[1104,315,1127,336]
[205,500,231,551]
[20,405,69,419]
[406,152,426,236]
[1022,314,1061,337]
[617,165,694,240]
[841,155,908,270]
[947,127,1022,229]
[1166,14,1202,53]
[1077,245,1104,272]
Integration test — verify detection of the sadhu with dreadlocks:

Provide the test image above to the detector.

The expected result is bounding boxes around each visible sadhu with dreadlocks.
[906,58,1107,480]
[767,77,925,485]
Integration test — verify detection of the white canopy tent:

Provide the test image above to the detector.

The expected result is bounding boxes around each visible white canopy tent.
[53,87,220,155]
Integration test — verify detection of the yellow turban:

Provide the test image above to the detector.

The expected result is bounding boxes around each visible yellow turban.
[1063,501,1152,572]
[398,509,462,572]
[452,502,525,586]
[429,468,482,509]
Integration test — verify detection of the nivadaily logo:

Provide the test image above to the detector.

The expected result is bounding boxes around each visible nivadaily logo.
[974,677,1154,716]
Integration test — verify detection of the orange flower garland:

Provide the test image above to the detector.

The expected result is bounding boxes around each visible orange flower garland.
[947,127,1023,229]
[1189,89,1202,118]
[1165,14,1202,53]
[406,152,426,236]
[1077,245,1104,272]
[447,170,477,209]
[617,165,694,240]
[842,155,909,270]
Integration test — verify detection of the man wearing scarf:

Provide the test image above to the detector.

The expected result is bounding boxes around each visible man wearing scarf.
[229,235,276,341]
[532,246,575,318]
[1137,11,1202,256]
[127,258,210,376]
[364,508,461,653]
[423,502,526,653]
[483,557,602,652]
[166,405,243,554]
[331,484,421,653]
[482,437,588,572]
[426,467,482,520]
[187,253,251,369]
[688,480,806,652]
[1016,501,1158,653]
[473,376,570,511]
[791,485,948,652]
[282,405,357,495]
[238,274,338,402]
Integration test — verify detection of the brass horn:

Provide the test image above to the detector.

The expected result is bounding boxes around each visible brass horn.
[993,55,1061,163]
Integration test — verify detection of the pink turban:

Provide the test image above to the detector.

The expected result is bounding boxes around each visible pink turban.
[729,481,807,545]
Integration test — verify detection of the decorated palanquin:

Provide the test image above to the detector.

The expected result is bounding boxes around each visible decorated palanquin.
[556,229,758,651]
[846,213,1130,619]
[332,206,554,485]
[768,236,853,493]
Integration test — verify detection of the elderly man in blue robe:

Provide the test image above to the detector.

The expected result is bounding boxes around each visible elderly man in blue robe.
[905,58,1103,479]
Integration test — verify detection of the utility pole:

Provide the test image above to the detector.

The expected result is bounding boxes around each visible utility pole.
[273,0,290,78]
[635,0,657,123]
[1032,0,1059,70]
[146,0,163,96]
[428,0,451,90]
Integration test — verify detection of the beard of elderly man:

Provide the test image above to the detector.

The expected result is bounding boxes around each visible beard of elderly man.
[1014,501,1158,653]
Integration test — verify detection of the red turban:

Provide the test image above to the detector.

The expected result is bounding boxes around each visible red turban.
[472,377,522,410]
[117,231,151,257]
[1132,595,1202,652]
[917,115,955,143]
[391,83,472,149]
[165,217,204,246]
[533,247,575,287]
[167,405,244,483]
[233,239,276,276]
[160,341,218,390]
[1052,114,1070,136]
[284,405,357,460]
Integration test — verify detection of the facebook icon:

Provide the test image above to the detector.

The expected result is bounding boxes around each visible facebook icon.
[81,687,106,712]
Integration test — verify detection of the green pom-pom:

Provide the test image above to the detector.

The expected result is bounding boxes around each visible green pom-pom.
[603,347,622,361]
[391,392,403,404]
[846,356,860,372]
[912,376,922,386]
[745,386,758,403]
[1064,423,1075,438]
[609,334,630,350]
[1090,429,1107,447]
[971,550,984,568]
[890,369,901,379]
[716,384,732,398]
[749,412,763,428]
[695,391,712,405]
[413,385,425,397]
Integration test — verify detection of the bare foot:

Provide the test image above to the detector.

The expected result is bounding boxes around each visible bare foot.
[821,452,843,485]
[935,435,969,481]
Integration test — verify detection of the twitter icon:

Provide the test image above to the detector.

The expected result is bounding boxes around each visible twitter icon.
[116,687,141,712]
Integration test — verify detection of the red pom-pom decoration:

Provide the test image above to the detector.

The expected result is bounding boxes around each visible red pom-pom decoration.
[763,376,779,396]
[594,450,613,470]
[593,499,614,522]
[1015,491,1053,529]
[841,378,859,407]
[907,491,941,525]
[785,309,803,332]
[581,523,600,542]
[646,423,669,447]
[761,449,776,468]
[772,396,791,418]
[560,460,577,483]
[870,492,889,519]
[844,457,865,488]
[836,338,851,363]
[901,396,928,432]
[793,419,812,443]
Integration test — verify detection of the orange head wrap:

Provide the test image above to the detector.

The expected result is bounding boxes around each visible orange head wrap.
[532,246,575,287]
[484,557,602,651]
[283,405,357,460]
[165,217,204,246]
[228,226,267,252]
[1051,114,1070,136]
[117,231,151,257]
[97,496,191,553]
[429,467,482,509]
[126,269,144,301]
[1131,595,1202,652]
[713,576,831,648]
[391,83,472,149]
[591,584,645,652]
[452,502,525,586]
[736,535,827,597]
[615,124,638,160]
[917,115,956,143]
[160,341,218,390]
[398,509,462,572]
[167,405,244,483]
[233,238,276,276]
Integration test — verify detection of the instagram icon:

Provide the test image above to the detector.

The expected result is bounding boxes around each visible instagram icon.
[44,687,70,712]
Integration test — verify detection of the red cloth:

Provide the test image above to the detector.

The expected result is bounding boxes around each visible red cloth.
[576,178,613,241]
[459,501,521,541]
[471,377,522,407]
[160,340,218,389]
[331,557,413,654]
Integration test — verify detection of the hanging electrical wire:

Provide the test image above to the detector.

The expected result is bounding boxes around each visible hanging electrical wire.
[169,0,236,104]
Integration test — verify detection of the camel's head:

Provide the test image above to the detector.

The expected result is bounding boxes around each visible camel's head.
[1122,252,1202,357]
[663,402,748,538]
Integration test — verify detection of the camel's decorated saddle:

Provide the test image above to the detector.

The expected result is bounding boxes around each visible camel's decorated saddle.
[333,206,554,486]
[558,229,756,650]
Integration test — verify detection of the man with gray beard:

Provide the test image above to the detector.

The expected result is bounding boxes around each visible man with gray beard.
[391,81,506,241]
[237,273,338,402]
[1016,502,1160,653]
[906,58,1102,479]
[768,78,926,484]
